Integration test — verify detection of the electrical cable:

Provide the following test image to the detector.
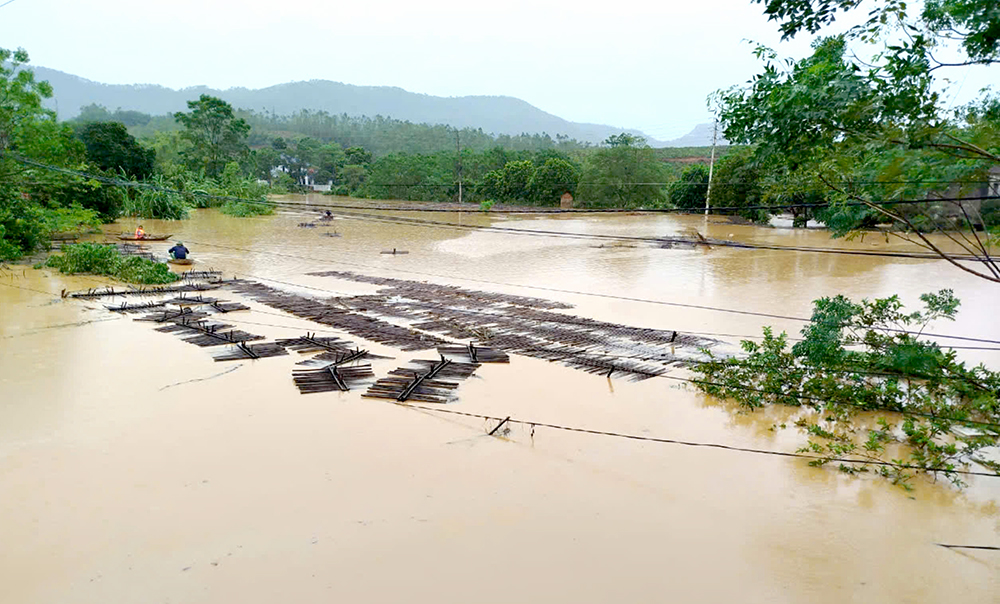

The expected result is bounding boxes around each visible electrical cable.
[394,403,1000,479]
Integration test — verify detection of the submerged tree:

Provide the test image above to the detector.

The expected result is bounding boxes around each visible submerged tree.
[693,290,1000,489]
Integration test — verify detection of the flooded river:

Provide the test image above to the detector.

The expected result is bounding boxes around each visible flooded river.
[1,196,998,603]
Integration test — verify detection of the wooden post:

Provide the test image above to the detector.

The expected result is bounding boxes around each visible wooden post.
[705,118,718,216]
[488,416,511,436]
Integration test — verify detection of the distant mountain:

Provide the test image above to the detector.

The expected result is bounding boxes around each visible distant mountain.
[34,67,670,146]
[662,123,729,147]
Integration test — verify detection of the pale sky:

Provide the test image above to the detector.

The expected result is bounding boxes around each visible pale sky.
[1,0,995,139]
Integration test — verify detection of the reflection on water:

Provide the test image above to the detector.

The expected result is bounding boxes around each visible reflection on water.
[1,199,998,603]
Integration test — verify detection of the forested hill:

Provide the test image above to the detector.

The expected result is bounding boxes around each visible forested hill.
[35,66,667,146]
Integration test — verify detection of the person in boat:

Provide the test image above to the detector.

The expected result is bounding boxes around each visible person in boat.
[168,241,189,260]
[134,225,145,239]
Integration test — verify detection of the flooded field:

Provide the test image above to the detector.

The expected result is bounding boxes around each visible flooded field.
[2,196,998,603]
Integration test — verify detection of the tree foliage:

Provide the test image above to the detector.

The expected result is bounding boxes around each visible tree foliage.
[577,135,667,207]
[76,121,155,179]
[693,290,1000,489]
[174,95,250,178]
[717,0,1000,279]
[668,164,709,210]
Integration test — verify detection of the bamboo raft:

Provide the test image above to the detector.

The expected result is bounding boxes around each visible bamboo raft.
[105,300,167,313]
[224,281,448,351]
[68,282,221,299]
[438,343,509,363]
[163,294,220,306]
[292,362,374,394]
[309,270,573,310]
[297,272,714,381]
[212,341,289,362]
[155,319,265,347]
[275,333,356,354]
[179,270,224,281]
[135,308,211,323]
[207,301,250,313]
[363,358,480,403]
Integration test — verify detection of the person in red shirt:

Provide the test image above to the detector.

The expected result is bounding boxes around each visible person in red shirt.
[134,225,145,239]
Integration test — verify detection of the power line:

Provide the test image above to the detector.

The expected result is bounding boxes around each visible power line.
[0,0,19,8]
[395,403,1000,479]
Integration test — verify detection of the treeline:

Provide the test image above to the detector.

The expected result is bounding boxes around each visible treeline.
[75,104,594,157]
[0,49,275,260]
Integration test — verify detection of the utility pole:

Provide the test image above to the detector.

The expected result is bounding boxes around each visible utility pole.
[704,118,718,216]
[455,131,463,204]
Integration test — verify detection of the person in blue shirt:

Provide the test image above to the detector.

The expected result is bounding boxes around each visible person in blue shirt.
[168,241,189,260]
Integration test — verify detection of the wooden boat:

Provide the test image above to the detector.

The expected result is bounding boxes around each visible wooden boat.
[168,258,194,265]
[117,233,173,241]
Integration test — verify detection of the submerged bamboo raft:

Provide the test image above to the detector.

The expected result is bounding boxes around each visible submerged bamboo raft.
[105,300,167,313]
[438,343,509,363]
[275,333,355,354]
[225,280,448,351]
[154,319,265,347]
[212,341,289,362]
[214,272,717,381]
[68,282,221,299]
[163,294,220,306]
[363,357,480,403]
[208,301,250,313]
[135,308,211,323]
[179,270,223,281]
[295,272,717,381]
[292,363,375,394]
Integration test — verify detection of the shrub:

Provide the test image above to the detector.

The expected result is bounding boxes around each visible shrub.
[219,200,274,216]
[43,242,179,284]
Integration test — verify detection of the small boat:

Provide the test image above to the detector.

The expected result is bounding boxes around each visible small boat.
[117,233,173,241]
[168,258,194,266]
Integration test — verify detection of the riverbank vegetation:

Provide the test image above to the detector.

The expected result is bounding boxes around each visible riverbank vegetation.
[692,291,1000,489]
[0,49,274,261]
[714,0,1000,278]
[42,242,179,284]
[687,0,1000,489]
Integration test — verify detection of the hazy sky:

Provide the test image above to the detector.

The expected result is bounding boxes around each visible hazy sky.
[1,0,995,139]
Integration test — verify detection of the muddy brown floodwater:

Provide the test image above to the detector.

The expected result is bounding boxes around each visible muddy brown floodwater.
[1,196,998,603]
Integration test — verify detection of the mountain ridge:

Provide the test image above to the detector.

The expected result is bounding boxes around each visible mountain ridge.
[34,66,713,147]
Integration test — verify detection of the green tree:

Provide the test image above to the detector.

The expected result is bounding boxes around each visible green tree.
[668,164,709,210]
[717,0,1000,281]
[344,146,373,166]
[577,135,666,207]
[253,147,281,183]
[174,95,250,178]
[693,290,1000,489]
[480,160,536,203]
[0,47,106,257]
[76,122,155,179]
[530,158,579,205]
